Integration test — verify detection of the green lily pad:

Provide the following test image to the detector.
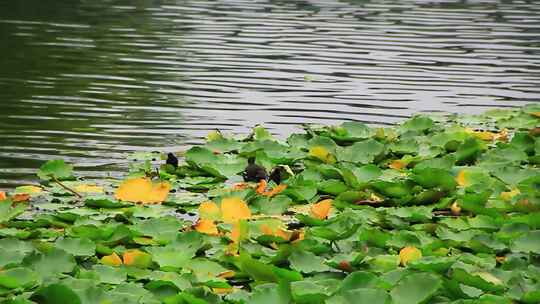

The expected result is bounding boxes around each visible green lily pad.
[337,139,385,164]
[289,251,330,274]
[31,284,81,304]
[55,237,96,256]
[37,159,74,181]
[390,272,442,304]
[0,268,38,289]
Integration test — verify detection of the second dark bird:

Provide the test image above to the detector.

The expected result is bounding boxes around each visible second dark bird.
[242,157,268,182]
[166,153,179,168]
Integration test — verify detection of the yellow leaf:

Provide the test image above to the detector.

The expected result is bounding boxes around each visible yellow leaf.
[260,221,291,241]
[456,170,467,187]
[389,160,407,170]
[310,199,333,220]
[256,179,268,194]
[195,219,219,236]
[473,272,503,286]
[500,188,520,202]
[309,146,336,164]
[74,184,103,193]
[230,222,241,243]
[199,201,221,220]
[213,287,234,294]
[232,182,249,191]
[399,246,422,266]
[101,252,122,267]
[473,131,496,141]
[531,111,540,118]
[221,197,251,224]
[12,194,30,202]
[288,204,312,216]
[207,130,223,141]
[122,249,148,266]
[15,185,43,194]
[495,129,509,142]
[229,220,249,243]
[262,184,287,197]
[115,178,170,204]
[451,201,461,216]
[217,270,235,279]
[225,242,239,256]
[291,230,305,243]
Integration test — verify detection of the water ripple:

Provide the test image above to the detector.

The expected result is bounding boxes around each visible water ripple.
[0,0,539,187]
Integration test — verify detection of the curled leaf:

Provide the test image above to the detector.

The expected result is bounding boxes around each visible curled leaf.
[101,252,122,267]
[217,270,235,279]
[399,246,422,266]
[310,199,332,220]
[114,177,170,204]
[451,201,461,216]
[122,249,152,268]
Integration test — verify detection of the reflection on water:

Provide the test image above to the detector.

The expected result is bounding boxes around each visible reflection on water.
[1,0,539,187]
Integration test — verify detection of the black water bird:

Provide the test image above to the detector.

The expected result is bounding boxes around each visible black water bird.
[166,153,179,168]
[269,166,286,184]
[242,157,268,182]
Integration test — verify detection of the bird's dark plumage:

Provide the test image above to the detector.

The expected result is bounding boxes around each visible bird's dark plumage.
[166,153,179,168]
[242,157,268,182]
[269,166,286,184]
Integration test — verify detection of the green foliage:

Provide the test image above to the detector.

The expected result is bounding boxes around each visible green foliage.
[0,105,538,303]
[37,159,74,181]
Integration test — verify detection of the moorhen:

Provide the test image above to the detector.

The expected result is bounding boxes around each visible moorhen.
[242,157,268,182]
[166,153,179,168]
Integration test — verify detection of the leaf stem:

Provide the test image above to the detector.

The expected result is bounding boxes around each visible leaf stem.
[53,177,82,198]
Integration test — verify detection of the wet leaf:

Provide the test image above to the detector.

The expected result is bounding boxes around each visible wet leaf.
[310,199,332,220]
[101,252,123,267]
[221,197,251,223]
[115,177,170,204]
[195,219,219,236]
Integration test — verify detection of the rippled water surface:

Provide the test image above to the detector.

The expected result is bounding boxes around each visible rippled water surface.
[1,0,539,187]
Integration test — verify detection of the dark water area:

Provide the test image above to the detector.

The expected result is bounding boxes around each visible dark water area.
[1,0,539,188]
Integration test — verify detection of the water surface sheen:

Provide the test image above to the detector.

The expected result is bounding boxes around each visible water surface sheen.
[1,0,539,187]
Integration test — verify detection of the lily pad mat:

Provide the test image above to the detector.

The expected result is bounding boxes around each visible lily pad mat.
[0,104,539,304]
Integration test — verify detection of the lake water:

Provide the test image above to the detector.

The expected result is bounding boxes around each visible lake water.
[1,0,539,188]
